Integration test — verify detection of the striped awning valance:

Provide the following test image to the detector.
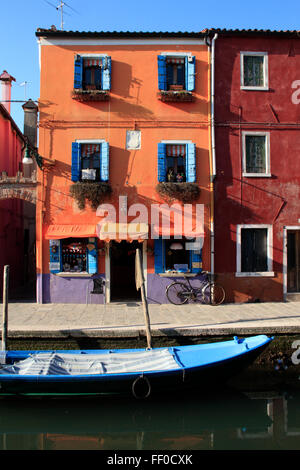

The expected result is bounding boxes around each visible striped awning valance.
[166,144,186,157]
[81,143,101,157]
[83,58,102,67]
[166,57,185,65]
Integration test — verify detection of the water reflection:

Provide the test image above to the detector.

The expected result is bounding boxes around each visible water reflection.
[2,387,299,450]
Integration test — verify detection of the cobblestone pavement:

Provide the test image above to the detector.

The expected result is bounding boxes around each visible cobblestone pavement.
[1,300,300,338]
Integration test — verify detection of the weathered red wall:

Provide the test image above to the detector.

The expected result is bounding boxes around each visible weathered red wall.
[214,35,300,302]
[0,108,25,293]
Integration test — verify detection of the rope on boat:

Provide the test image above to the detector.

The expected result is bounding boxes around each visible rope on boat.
[132,374,151,399]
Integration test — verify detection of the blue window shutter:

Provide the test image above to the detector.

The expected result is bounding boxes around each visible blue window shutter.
[100,142,109,181]
[166,63,173,85]
[157,143,167,182]
[102,56,111,90]
[49,240,62,274]
[157,55,167,90]
[186,143,196,182]
[74,55,83,89]
[87,238,98,274]
[190,245,202,273]
[185,56,195,91]
[154,239,164,273]
[71,142,81,182]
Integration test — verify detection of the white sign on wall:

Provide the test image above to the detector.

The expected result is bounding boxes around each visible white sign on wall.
[126,130,141,150]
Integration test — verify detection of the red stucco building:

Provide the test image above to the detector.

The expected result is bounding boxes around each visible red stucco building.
[211,29,300,302]
[0,72,26,295]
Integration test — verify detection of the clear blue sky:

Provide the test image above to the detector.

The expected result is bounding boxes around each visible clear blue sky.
[1,0,300,131]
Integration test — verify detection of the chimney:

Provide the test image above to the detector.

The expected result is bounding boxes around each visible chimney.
[0,70,16,113]
[22,99,38,148]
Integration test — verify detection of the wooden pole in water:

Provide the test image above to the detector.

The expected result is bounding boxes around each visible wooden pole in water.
[135,249,152,349]
[2,265,9,351]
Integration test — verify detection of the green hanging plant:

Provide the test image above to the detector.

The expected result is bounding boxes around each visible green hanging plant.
[156,182,200,203]
[70,181,112,210]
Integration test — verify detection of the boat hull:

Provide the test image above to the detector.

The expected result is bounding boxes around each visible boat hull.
[0,335,273,398]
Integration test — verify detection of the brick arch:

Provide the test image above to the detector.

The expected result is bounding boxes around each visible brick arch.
[0,187,36,204]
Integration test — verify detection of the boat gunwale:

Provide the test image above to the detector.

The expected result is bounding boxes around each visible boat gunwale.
[0,335,273,381]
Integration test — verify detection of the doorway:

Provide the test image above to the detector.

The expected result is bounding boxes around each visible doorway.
[287,230,300,293]
[110,240,142,302]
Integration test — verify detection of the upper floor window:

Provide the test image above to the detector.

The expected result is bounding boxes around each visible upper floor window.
[71,140,109,182]
[157,54,195,92]
[74,54,111,91]
[240,52,268,90]
[242,132,270,177]
[158,141,196,183]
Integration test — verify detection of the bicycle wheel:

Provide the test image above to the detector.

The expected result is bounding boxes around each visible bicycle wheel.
[166,282,189,305]
[203,282,225,306]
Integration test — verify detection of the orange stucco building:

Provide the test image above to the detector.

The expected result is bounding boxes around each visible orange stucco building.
[35,29,212,304]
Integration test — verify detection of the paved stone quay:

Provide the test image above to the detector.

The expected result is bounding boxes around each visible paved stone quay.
[1,300,300,338]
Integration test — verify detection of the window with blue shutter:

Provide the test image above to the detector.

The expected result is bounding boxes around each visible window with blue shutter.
[158,142,196,183]
[157,55,167,91]
[154,238,202,274]
[100,142,109,181]
[49,240,62,274]
[190,243,202,273]
[74,55,83,89]
[71,142,109,182]
[158,55,195,91]
[186,143,196,182]
[102,56,111,91]
[185,56,195,91]
[87,238,98,274]
[71,142,81,182]
[157,143,167,182]
[74,55,111,91]
[154,238,164,273]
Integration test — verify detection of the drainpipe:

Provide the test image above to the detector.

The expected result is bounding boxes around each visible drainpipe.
[209,33,218,279]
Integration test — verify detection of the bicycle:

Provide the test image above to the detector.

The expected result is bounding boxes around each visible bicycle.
[166,271,225,306]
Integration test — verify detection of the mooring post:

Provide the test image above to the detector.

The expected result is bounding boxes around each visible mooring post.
[2,265,9,351]
[135,249,152,349]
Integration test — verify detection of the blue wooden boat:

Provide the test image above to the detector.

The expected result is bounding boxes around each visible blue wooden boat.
[0,335,272,398]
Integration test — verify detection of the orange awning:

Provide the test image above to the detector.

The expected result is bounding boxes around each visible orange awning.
[151,222,205,238]
[44,225,97,240]
[97,222,148,242]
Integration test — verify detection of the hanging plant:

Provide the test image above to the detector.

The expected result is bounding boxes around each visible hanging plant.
[71,89,110,101]
[158,91,194,102]
[70,181,112,210]
[156,182,200,203]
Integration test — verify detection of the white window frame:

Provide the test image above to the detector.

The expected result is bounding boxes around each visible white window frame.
[240,51,268,91]
[242,131,271,177]
[236,224,274,277]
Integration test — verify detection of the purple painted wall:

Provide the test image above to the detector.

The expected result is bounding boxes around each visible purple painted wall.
[39,274,105,304]
[38,273,205,304]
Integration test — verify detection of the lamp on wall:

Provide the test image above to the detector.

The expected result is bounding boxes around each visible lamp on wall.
[22,145,34,165]
[169,242,184,250]
[22,143,55,170]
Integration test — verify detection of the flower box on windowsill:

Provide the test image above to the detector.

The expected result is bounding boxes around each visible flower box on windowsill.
[70,181,112,210]
[72,89,110,102]
[156,182,200,203]
[158,90,194,102]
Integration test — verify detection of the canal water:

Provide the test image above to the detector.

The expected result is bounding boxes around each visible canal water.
[1,337,300,451]
[1,374,300,450]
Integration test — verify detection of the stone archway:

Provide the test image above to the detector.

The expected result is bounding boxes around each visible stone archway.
[0,171,37,203]
[0,171,37,300]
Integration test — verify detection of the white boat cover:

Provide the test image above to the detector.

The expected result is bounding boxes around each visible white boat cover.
[0,349,181,376]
